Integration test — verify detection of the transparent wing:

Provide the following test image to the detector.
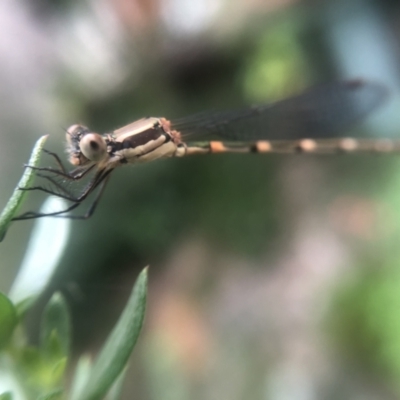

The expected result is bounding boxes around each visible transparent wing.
[171,80,388,141]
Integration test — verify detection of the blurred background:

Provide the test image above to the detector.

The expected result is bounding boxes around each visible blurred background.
[2,0,400,398]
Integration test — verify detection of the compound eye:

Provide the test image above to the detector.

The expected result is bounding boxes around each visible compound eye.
[67,124,83,135]
[79,133,107,161]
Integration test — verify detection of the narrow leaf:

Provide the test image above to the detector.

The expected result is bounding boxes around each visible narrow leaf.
[77,268,148,400]
[8,197,70,315]
[70,356,92,400]
[105,368,127,400]
[0,135,48,242]
[0,292,17,350]
[41,293,70,359]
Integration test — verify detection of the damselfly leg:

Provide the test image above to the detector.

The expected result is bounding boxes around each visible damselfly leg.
[13,174,111,220]
[42,149,68,173]
[24,160,96,181]
[13,165,112,220]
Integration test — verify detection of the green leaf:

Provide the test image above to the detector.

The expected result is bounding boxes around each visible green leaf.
[105,368,127,400]
[0,292,17,350]
[14,345,66,395]
[17,346,42,375]
[50,358,67,383]
[70,356,92,400]
[0,135,48,242]
[0,392,13,400]
[41,293,70,360]
[8,197,70,315]
[36,388,63,400]
[76,267,148,400]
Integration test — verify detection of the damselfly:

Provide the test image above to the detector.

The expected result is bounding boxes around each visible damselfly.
[14,79,392,220]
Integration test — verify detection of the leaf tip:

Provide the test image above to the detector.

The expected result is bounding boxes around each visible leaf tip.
[140,266,149,282]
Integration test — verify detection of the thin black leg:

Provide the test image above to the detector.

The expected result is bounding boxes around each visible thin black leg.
[59,175,111,219]
[18,168,107,202]
[23,163,95,181]
[36,173,76,197]
[12,202,82,220]
[12,169,113,220]
[42,149,67,173]
[18,185,84,202]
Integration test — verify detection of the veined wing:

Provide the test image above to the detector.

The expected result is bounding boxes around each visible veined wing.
[171,80,387,141]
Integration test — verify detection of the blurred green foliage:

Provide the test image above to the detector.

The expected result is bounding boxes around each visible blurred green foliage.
[330,262,400,387]
[328,157,400,392]
[243,20,312,102]
[0,179,148,398]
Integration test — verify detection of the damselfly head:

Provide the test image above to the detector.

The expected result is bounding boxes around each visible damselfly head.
[66,124,107,166]
[65,124,89,166]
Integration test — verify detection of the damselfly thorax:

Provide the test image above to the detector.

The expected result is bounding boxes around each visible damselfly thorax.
[65,118,186,169]
[14,79,392,220]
